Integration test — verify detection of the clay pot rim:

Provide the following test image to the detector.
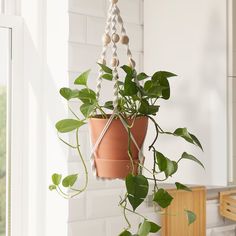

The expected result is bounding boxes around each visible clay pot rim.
[89,114,148,120]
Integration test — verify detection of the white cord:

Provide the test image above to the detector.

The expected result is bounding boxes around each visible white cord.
[91,0,144,178]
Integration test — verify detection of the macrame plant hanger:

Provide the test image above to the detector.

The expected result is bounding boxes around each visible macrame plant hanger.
[90,0,145,179]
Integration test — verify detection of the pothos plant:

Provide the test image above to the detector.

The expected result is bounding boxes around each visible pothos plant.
[49,63,204,236]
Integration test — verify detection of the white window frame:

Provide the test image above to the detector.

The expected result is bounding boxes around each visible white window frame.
[0,15,24,236]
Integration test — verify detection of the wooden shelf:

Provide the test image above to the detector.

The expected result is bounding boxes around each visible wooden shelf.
[220,190,236,221]
[161,186,206,236]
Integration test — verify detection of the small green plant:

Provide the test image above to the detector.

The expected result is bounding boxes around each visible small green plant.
[49,64,203,235]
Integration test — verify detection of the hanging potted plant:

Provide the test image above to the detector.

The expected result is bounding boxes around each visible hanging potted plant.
[49,0,204,235]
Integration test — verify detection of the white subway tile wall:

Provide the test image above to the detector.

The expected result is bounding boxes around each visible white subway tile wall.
[67,0,147,235]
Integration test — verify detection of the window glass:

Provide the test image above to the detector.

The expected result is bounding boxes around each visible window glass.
[0,27,10,236]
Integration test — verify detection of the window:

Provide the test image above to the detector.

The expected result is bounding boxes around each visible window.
[0,16,24,236]
[0,27,10,236]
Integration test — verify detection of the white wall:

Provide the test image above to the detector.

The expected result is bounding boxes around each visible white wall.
[67,1,159,236]
[144,0,228,186]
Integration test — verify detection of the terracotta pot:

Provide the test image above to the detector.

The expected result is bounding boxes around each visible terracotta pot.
[88,116,148,179]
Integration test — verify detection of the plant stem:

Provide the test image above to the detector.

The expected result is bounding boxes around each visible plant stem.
[96,105,107,118]
[124,207,147,220]
[57,132,77,149]
[75,129,88,192]
[68,105,80,120]
[119,197,131,230]
[147,115,159,150]
[152,148,158,192]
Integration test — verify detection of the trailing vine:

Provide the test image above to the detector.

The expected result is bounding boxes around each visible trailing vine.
[49,64,204,236]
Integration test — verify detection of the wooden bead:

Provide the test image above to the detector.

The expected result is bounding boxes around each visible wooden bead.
[120,35,129,45]
[102,34,111,45]
[128,58,136,68]
[111,58,119,67]
[110,0,118,4]
[98,58,106,65]
[112,34,120,43]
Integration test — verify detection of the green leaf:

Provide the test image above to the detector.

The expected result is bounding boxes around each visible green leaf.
[62,174,78,187]
[143,80,168,99]
[77,88,96,103]
[152,71,177,80]
[56,119,85,133]
[180,152,204,169]
[152,71,176,100]
[74,70,91,86]
[159,77,170,99]
[190,133,203,151]
[97,63,112,74]
[125,174,149,211]
[49,185,56,191]
[119,230,132,236]
[185,210,196,225]
[52,173,62,186]
[80,103,96,118]
[138,100,159,115]
[173,128,194,144]
[138,220,151,236]
[124,77,138,96]
[155,151,178,177]
[101,73,113,81]
[103,101,114,110]
[121,65,134,76]
[165,159,178,177]
[148,221,161,233]
[137,72,149,81]
[60,88,79,100]
[175,182,192,192]
[153,188,173,208]
[168,128,203,150]
[155,151,167,172]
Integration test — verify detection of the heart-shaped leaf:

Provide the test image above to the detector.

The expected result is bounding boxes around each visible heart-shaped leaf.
[152,71,177,80]
[175,182,192,192]
[155,151,177,177]
[52,173,62,185]
[56,119,85,133]
[124,76,138,96]
[148,221,161,233]
[138,100,159,115]
[155,151,167,172]
[77,88,96,103]
[153,188,173,208]
[74,70,91,86]
[60,88,79,100]
[80,103,96,118]
[103,101,114,110]
[101,73,113,81]
[179,152,204,169]
[138,220,151,236]
[190,133,203,151]
[165,159,178,177]
[174,128,194,143]
[97,63,112,74]
[137,72,149,81]
[125,174,149,211]
[185,210,196,225]
[62,174,78,187]
[49,185,56,191]
[121,65,134,76]
[119,230,132,236]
